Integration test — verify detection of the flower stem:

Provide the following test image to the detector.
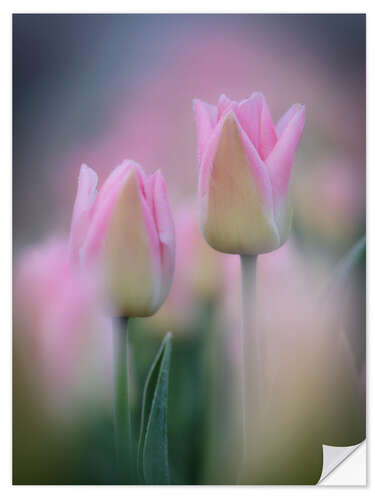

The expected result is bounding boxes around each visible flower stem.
[113,317,133,477]
[240,254,263,477]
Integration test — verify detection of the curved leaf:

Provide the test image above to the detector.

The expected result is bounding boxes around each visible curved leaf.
[138,332,172,484]
[322,236,365,299]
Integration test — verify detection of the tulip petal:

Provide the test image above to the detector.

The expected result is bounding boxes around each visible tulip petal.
[237,92,277,160]
[69,164,98,265]
[148,171,175,248]
[198,113,224,199]
[193,99,218,166]
[217,94,237,121]
[257,93,278,160]
[275,103,302,139]
[266,104,306,197]
[237,94,261,152]
[81,163,133,261]
[200,111,280,255]
[99,166,163,317]
[266,104,305,246]
[90,160,133,215]
[252,92,277,160]
[148,171,176,307]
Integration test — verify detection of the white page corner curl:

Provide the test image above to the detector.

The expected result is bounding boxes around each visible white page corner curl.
[318,440,366,485]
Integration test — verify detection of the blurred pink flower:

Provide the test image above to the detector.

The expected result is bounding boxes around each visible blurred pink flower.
[220,239,363,480]
[14,237,113,423]
[69,161,175,317]
[145,204,228,333]
[293,157,365,246]
[194,93,305,255]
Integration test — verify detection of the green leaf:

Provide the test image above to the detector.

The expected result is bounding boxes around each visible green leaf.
[322,235,365,298]
[137,332,172,485]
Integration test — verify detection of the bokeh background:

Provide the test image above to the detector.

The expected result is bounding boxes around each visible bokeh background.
[13,14,365,485]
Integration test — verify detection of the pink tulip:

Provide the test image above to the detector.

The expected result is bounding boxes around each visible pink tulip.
[14,237,113,421]
[194,92,305,255]
[69,160,175,317]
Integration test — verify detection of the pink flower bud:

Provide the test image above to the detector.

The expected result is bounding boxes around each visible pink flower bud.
[194,92,305,255]
[69,161,176,317]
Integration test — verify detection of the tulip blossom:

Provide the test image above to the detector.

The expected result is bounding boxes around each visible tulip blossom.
[69,161,175,318]
[194,92,305,255]
[14,237,113,421]
[194,92,306,478]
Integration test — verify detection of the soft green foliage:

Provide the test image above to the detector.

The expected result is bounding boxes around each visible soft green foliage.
[319,236,366,447]
[323,235,366,297]
[138,332,172,484]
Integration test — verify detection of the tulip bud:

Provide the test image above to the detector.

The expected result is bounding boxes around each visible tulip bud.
[69,161,175,317]
[194,92,305,255]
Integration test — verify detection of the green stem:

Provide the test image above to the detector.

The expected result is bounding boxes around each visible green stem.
[240,254,263,476]
[113,317,133,476]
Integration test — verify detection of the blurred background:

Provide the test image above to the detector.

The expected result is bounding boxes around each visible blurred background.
[13,14,365,485]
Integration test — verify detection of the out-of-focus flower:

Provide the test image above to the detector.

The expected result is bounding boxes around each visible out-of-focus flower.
[145,205,227,333]
[14,237,113,423]
[293,158,365,247]
[194,92,305,255]
[69,161,175,317]
[220,240,364,481]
